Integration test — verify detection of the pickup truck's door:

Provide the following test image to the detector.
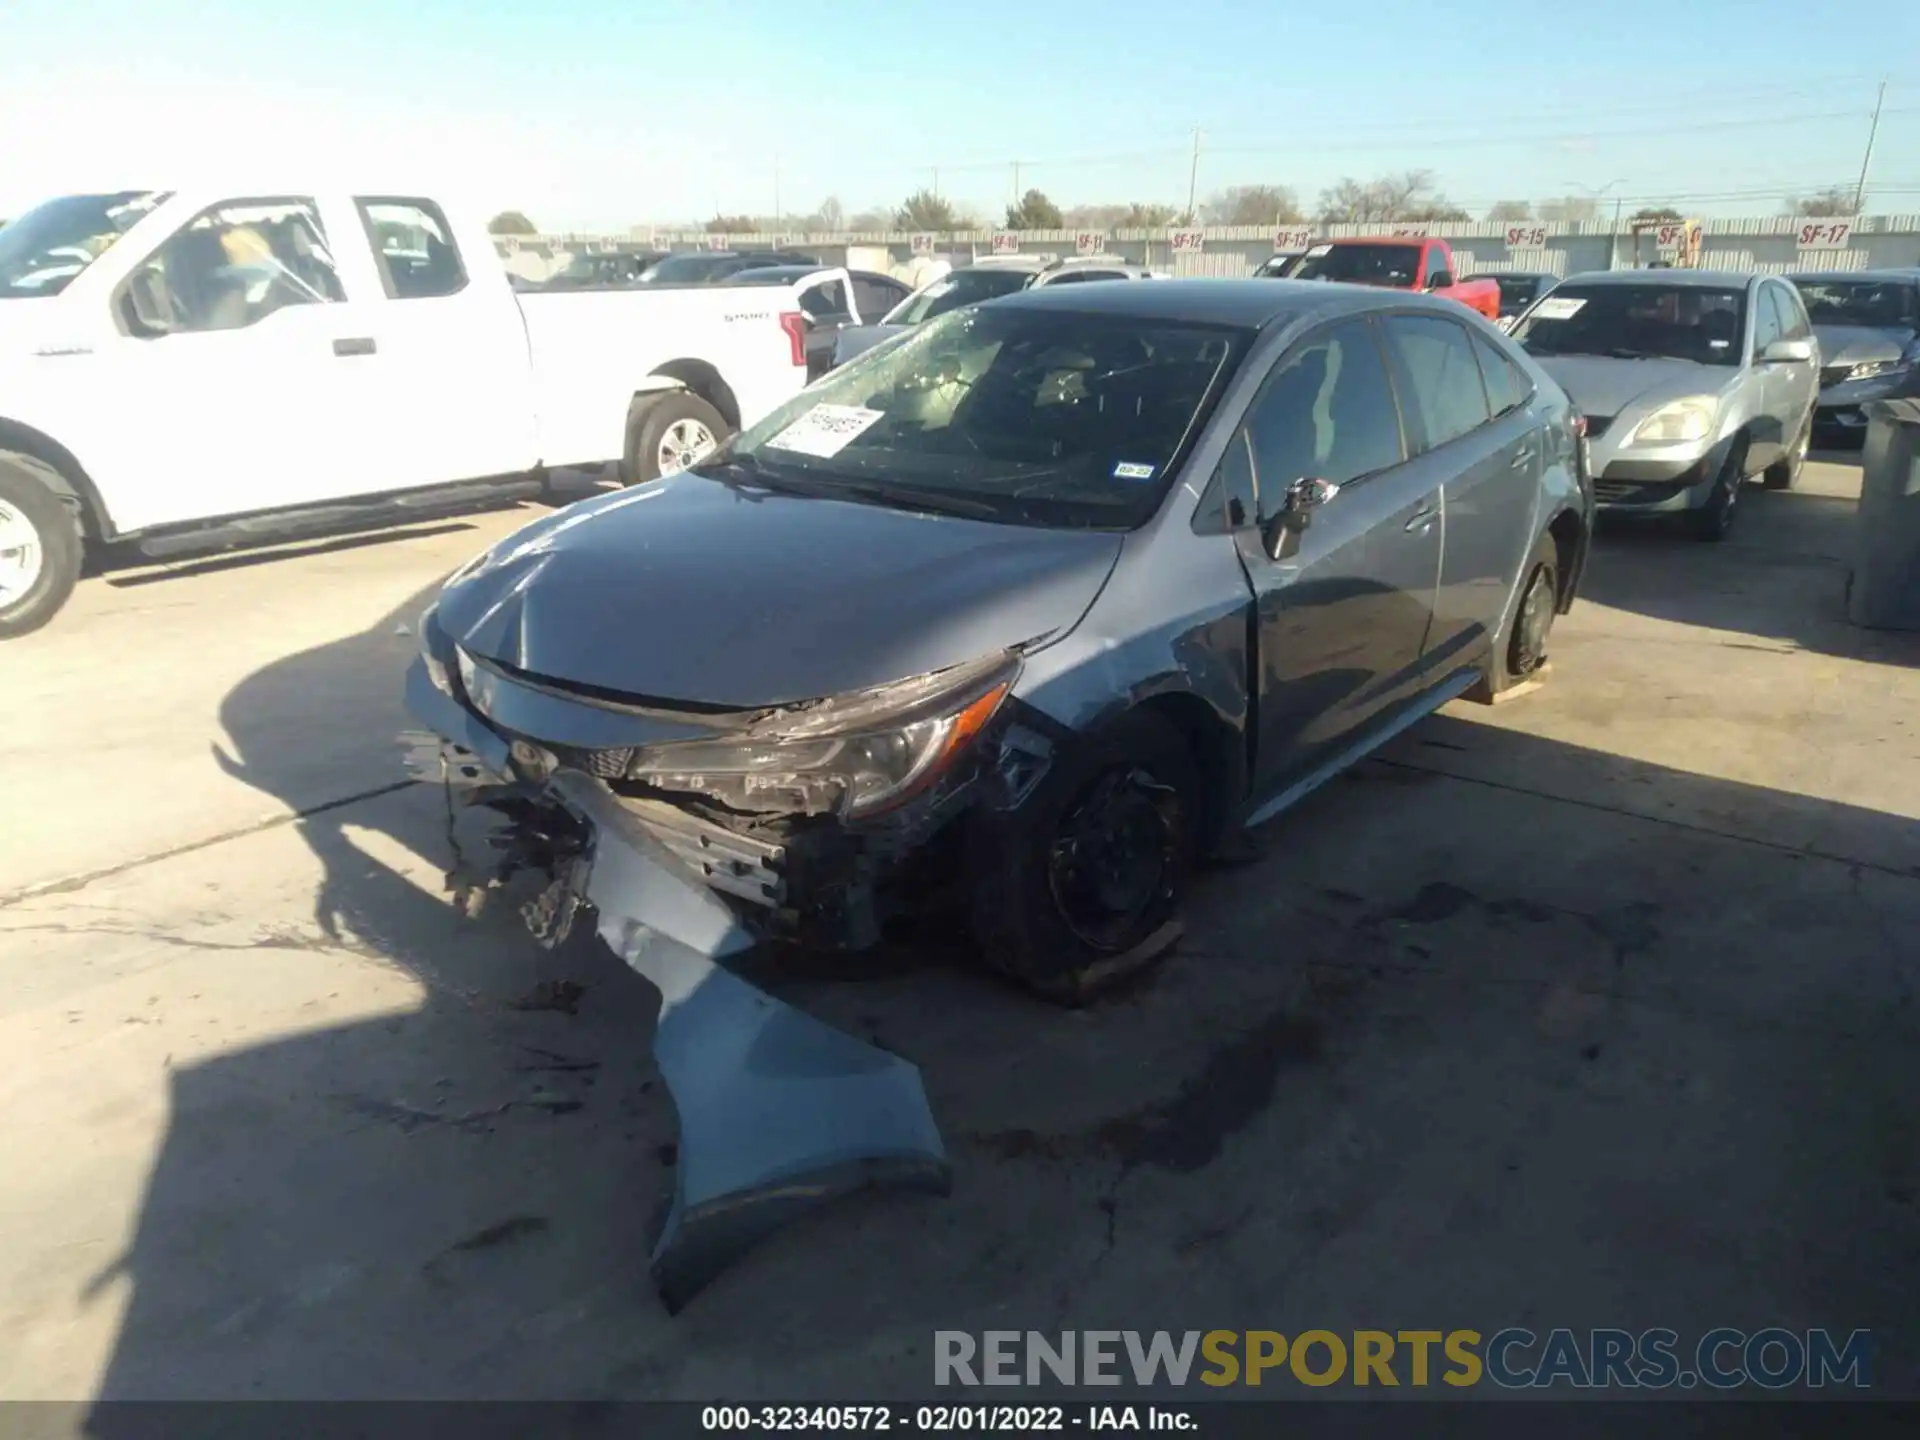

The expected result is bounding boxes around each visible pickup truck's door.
[92,196,363,532]
[1379,313,1542,669]
[332,195,539,495]
[1231,315,1442,793]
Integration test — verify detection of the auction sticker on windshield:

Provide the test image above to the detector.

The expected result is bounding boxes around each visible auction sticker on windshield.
[1112,462,1156,480]
[1531,297,1586,321]
[767,404,886,458]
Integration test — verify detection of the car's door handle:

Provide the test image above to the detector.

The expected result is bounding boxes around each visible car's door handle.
[1404,503,1438,532]
[1510,445,1535,470]
[332,337,377,357]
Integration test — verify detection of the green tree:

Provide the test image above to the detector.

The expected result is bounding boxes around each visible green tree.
[1004,188,1063,229]
[705,214,759,234]
[895,189,958,230]
[486,210,538,236]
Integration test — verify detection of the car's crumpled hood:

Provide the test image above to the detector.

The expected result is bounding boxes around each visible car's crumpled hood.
[832,325,906,365]
[434,470,1123,710]
[1532,354,1736,419]
[1813,324,1915,369]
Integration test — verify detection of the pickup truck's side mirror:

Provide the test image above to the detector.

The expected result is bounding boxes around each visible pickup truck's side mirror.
[122,268,175,337]
[1761,338,1815,365]
[1426,271,1454,291]
[1261,476,1342,560]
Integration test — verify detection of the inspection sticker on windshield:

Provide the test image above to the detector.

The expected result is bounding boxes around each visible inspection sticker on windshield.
[1113,462,1156,481]
[767,404,885,458]
[1305,244,1333,257]
[1531,296,1586,321]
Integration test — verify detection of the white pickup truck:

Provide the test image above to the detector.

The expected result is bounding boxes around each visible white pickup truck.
[0,186,815,637]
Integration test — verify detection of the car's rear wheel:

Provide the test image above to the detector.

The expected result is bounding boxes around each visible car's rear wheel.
[0,457,83,640]
[1473,531,1559,701]
[968,710,1200,1005]
[1764,411,1810,490]
[1687,439,1746,542]
[621,391,731,486]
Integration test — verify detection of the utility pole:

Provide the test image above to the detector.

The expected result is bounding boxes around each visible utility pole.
[774,155,781,231]
[1854,79,1887,213]
[1185,129,1202,222]
[1012,161,1021,207]
[932,167,940,200]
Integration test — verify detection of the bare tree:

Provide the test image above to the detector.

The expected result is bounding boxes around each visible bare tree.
[1630,206,1683,222]
[1537,195,1600,224]
[1486,200,1534,221]
[847,207,895,232]
[1785,186,1860,216]
[705,214,758,234]
[1203,184,1304,225]
[810,196,846,230]
[1063,203,1129,229]
[1314,171,1462,224]
[1121,202,1179,227]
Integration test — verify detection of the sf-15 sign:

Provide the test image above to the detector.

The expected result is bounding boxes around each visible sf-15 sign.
[1504,226,1549,248]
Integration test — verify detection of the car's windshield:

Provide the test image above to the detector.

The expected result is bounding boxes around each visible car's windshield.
[1493,275,1546,312]
[1290,243,1422,286]
[640,253,740,284]
[1512,283,1747,366]
[884,268,1035,325]
[699,305,1251,530]
[1791,278,1920,330]
[0,191,169,299]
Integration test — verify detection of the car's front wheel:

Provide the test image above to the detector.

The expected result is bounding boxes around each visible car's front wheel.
[0,457,83,640]
[1687,439,1746,542]
[968,709,1200,1004]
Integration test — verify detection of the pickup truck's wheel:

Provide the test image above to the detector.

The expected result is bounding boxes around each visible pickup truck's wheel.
[968,709,1199,1005]
[622,392,731,486]
[1764,411,1810,491]
[1687,439,1746,542]
[0,458,83,640]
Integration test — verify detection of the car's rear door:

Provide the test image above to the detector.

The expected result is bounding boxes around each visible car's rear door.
[1230,314,1443,793]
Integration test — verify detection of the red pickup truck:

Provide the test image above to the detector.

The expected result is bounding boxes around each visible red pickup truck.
[1289,236,1501,321]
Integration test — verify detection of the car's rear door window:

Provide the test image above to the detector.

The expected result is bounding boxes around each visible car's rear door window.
[1470,330,1532,420]
[356,197,467,300]
[1384,314,1491,450]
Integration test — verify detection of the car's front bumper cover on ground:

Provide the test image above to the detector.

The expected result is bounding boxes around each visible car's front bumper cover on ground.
[1815,368,1920,436]
[400,658,951,1312]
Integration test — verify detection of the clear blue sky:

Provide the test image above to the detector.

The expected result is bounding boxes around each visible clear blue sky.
[3,0,1917,230]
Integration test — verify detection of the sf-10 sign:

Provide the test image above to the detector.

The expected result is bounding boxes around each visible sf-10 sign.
[990,232,1020,254]
[1505,225,1549,248]
[1170,229,1206,254]
[1797,219,1854,250]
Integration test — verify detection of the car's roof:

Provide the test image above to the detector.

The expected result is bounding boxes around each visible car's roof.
[728,264,817,281]
[1556,268,1760,289]
[1787,268,1920,284]
[1492,271,1556,281]
[987,276,1448,329]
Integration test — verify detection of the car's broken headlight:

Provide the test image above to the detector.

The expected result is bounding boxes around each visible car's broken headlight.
[1630,396,1717,446]
[418,603,455,696]
[626,654,1018,819]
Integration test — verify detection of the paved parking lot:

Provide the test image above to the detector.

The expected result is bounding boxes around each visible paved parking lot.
[3,458,1919,1402]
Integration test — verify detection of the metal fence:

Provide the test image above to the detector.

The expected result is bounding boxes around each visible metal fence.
[496,216,1920,284]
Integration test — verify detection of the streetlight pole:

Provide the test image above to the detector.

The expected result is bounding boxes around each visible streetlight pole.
[1566,178,1627,269]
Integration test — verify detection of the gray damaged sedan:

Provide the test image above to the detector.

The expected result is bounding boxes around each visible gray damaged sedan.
[1788,269,1920,443]
[408,278,1594,998]
[1511,269,1819,541]
[402,279,1592,1304]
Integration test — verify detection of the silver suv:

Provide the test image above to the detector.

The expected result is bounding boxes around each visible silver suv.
[1509,270,1819,541]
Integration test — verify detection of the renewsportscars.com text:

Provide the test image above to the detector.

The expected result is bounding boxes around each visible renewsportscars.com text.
[934,1328,1873,1390]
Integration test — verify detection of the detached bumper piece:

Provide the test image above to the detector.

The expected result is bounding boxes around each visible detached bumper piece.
[401,707,950,1312]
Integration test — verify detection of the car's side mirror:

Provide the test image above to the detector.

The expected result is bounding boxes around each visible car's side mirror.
[1761,338,1814,365]
[1261,476,1342,559]
[122,268,174,337]
[1427,272,1454,291]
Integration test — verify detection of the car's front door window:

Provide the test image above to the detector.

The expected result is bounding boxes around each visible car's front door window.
[1242,319,1406,515]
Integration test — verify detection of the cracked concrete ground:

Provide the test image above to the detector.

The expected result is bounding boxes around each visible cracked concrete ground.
[2,459,1919,1402]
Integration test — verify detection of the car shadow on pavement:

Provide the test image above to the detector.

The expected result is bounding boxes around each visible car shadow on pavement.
[80,579,1920,1411]
[1582,469,1920,668]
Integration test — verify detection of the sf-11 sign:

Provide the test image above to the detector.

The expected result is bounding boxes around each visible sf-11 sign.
[1075,231,1105,256]
[910,233,936,255]
[1170,229,1206,254]
[1796,219,1854,250]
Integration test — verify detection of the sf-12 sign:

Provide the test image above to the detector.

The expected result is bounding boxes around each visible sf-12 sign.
[1274,227,1315,251]
[910,233,936,255]
[1170,229,1206,254]
[990,232,1020,254]
[1505,225,1550,248]
[1075,231,1105,256]
[1797,218,1854,250]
